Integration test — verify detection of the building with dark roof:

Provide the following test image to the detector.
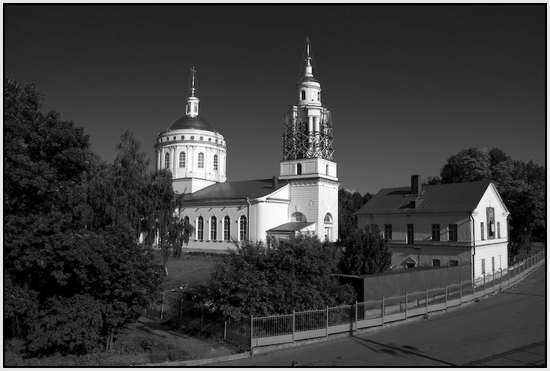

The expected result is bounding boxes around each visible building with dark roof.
[356,175,510,283]
[151,38,339,251]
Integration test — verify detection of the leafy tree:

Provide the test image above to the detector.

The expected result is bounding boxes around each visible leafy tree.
[4,79,163,356]
[440,148,491,183]
[338,188,372,240]
[205,236,356,321]
[339,226,392,275]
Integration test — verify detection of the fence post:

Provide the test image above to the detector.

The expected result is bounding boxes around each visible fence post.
[405,292,408,320]
[445,286,448,311]
[223,320,227,341]
[292,311,295,342]
[483,274,486,293]
[250,316,254,353]
[354,302,358,331]
[459,279,462,303]
[381,297,385,325]
[425,289,429,314]
[326,306,329,337]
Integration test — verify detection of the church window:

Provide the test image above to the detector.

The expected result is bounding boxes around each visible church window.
[173,136,176,141]
[324,213,333,241]
[198,152,204,168]
[200,136,204,141]
[164,153,170,169]
[317,91,321,101]
[224,216,230,241]
[297,163,302,175]
[208,138,211,142]
[197,216,204,240]
[324,213,333,224]
[179,152,186,168]
[191,136,195,140]
[291,212,307,222]
[301,90,305,100]
[181,135,185,140]
[239,215,247,241]
[210,216,217,240]
[213,155,218,170]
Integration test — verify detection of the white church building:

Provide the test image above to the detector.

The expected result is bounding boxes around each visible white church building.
[154,39,339,250]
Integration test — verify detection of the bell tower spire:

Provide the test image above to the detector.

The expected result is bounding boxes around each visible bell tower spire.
[185,66,200,118]
[304,36,313,78]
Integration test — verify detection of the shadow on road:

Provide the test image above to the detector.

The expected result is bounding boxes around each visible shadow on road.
[463,341,546,366]
[350,336,456,366]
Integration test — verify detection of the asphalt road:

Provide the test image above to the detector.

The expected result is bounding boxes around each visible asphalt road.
[217,265,546,366]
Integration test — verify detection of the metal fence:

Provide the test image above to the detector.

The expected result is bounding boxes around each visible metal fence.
[249,251,545,349]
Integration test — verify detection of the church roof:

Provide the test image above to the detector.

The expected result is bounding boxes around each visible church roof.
[168,115,215,132]
[356,180,492,215]
[267,221,315,232]
[178,178,288,202]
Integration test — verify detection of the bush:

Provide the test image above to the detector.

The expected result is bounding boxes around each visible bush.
[26,295,103,356]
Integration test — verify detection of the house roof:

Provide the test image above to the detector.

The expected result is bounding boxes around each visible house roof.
[356,180,492,215]
[267,221,315,233]
[178,178,288,203]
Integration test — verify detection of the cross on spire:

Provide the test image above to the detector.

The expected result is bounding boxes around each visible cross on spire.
[304,36,313,77]
[190,66,197,97]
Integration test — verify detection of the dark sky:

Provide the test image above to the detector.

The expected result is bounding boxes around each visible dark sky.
[5,4,546,194]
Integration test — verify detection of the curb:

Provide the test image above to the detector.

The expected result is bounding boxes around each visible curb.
[143,351,251,366]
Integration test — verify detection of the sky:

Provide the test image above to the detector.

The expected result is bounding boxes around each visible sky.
[4,4,546,194]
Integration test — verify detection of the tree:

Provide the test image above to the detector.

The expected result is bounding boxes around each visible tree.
[338,188,372,240]
[4,79,163,356]
[440,148,491,184]
[338,226,392,275]
[205,236,356,321]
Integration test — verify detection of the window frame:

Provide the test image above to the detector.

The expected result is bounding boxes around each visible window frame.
[197,216,204,241]
[431,224,441,241]
[407,224,414,245]
[384,224,392,240]
[223,216,230,241]
[239,215,247,241]
[179,151,186,168]
[210,216,217,241]
[164,152,170,169]
[448,224,458,242]
[213,154,218,171]
[198,152,204,169]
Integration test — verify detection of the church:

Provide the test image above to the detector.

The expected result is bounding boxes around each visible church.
[154,39,339,251]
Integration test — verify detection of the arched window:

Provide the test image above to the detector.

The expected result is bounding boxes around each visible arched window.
[239,215,247,241]
[164,152,170,169]
[179,152,186,168]
[197,216,204,240]
[198,152,204,168]
[301,90,306,100]
[297,163,302,175]
[224,216,230,241]
[213,154,218,170]
[210,216,217,240]
[291,212,307,222]
[324,213,333,241]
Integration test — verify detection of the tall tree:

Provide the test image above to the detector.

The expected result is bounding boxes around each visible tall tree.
[339,226,392,275]
[338,188,372,240]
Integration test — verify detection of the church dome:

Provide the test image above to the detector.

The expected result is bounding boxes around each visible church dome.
[169,115,214,132]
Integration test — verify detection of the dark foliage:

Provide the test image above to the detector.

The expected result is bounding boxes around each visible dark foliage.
[338,226,392,275]
[338,188,372,240]
[205,236,356,321]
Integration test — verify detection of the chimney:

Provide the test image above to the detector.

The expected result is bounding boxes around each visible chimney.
[272,176,278,189]
[411,174,422,195]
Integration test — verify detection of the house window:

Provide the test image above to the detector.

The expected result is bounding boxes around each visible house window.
[449,260,459,267]
[432,224,440,241]
[224,216,230,241]
[480,222,485,240]
[481,258,486,275]
[301,90,306,100]
[432,259,441,268]
[448,224,458,241]
[197,216,204,240]
[198,152,204,168]
[384,224,392,240]
[497,222,501,238]
[239,215,247,241]
[210,216,217,240]
[179,152,186,168]
[486,207,495,239]
[164,152,170,169]
[213,154,218,170]
[297,163,302,175]
[407,224,414,245]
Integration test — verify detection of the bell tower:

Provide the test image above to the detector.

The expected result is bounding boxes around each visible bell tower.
[279,37,339,241]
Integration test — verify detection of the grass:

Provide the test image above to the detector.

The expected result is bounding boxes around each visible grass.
[153,250,226,290]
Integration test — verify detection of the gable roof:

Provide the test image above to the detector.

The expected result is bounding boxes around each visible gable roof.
[178,178,288,203]
[356,180,492,215]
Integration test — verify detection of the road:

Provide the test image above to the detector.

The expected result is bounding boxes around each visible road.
[217,265,546,366]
